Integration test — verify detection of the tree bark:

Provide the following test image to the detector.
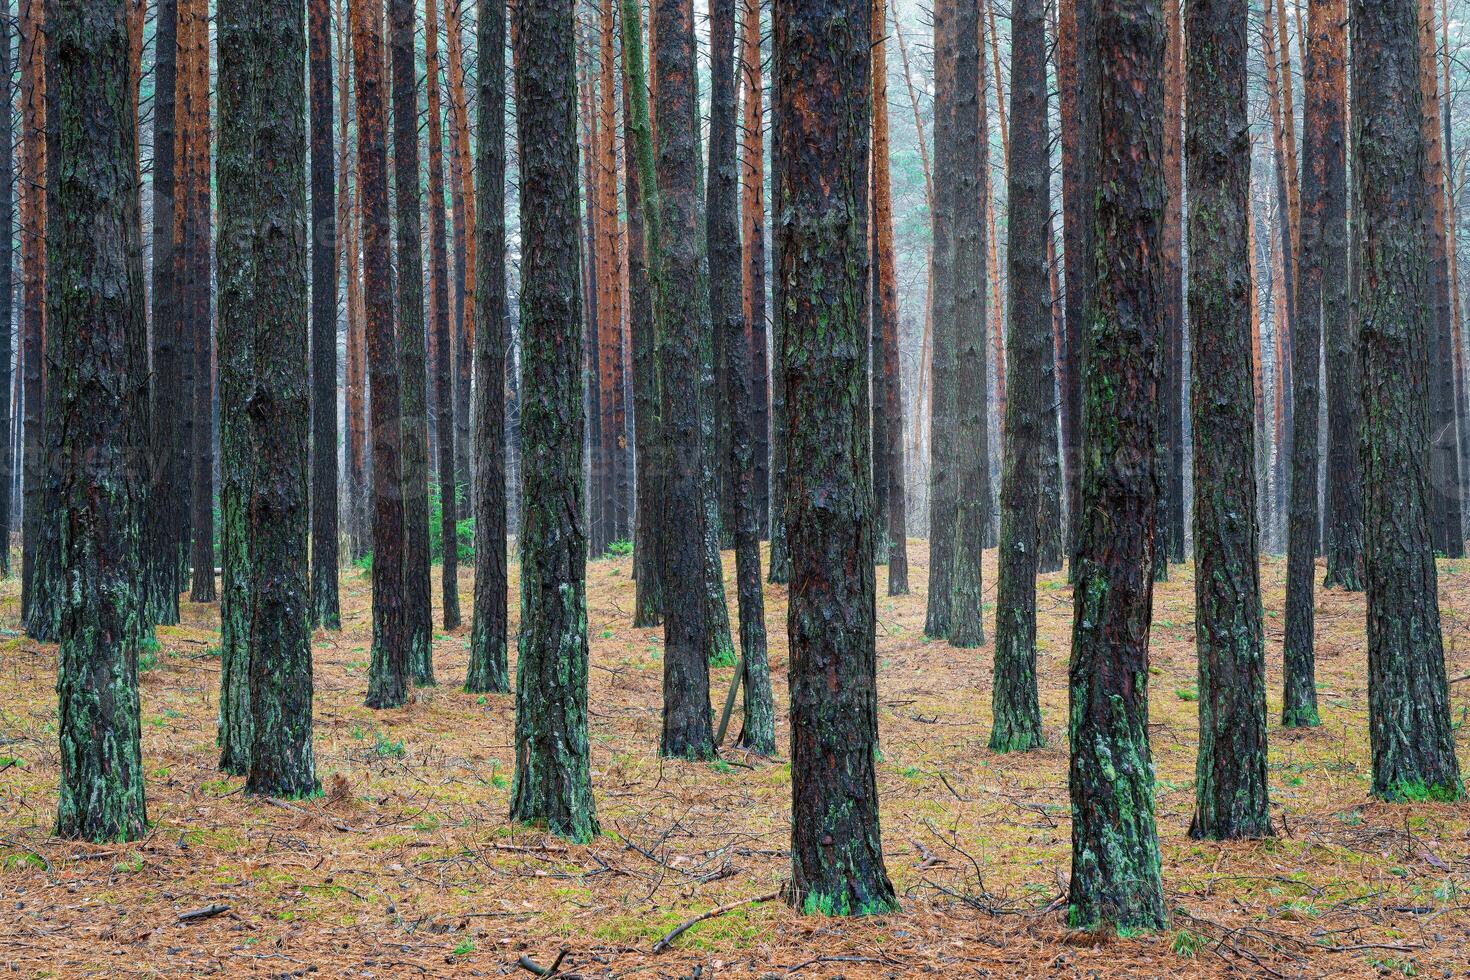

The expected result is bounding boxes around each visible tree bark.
[653,0,715,760]
[468,0,509,694]
[1318,0,1360,591]
[389,0,434,686]
[0,4,13,581]
[308,0,340,628]
[244,0,318,799]
[1066,0,1168,932]
[1185,0,1272,839]
[52,0,149,843]
[990,0,1047,753]
[445,0,476,497]
[622,0,663,628]
[946,0,989,649]
[1354,0,1463,803]
[1158,0,1184,572]
[353,0,410,710]
[509,0,601,842]
[739,0,769,540]
[140,0,180,626]
[871,0,909,596]
[776,0,897,917]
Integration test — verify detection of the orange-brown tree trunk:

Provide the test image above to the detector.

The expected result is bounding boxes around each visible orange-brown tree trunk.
[597,0,628,543]
[444,0,477,491]
[738,0,769,536]
[339,0,368,558]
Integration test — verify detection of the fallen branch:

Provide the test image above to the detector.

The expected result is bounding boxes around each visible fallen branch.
[517,948,568,976]
[177,904,230,924]
[651,890,779,953]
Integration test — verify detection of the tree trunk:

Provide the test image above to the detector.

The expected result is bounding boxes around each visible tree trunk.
[444,0,476,498]
[623,0,663,628]
[1262,0,1295,534]
[739,0,769,540]
[710,0,773,757]
[17,0,42,627]
[181,0,215,604]
[140,0,177,627]
[424,0,459,632]
[467,0,509,694]
[925,0,963,636]
[339,0,369,561]
[1057,0,1093,570]
[871,0,909,596]
[946,0,989,649]
[1066,0,1168,933]
[353,0,410,710]
[0,3,15,581]
[1354,0,1462,803]
[1319,0,1360,591]
[389,0,434,686]
[244,0,318,799]
[216,0,255,774]
[776,0,897,917]
[509,0,601,842]
[1159,0,1184,571]
[989,0,1047,753]
[52,0,149,843]
[308,0,339,629]
[767,29,790,587]
[597,0,627,549]
[1185,0,1272,839]
[1419,0,1463,556]
[653,0,715,760]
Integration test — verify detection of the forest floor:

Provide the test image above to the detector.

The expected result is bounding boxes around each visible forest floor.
[3,542,1470,978]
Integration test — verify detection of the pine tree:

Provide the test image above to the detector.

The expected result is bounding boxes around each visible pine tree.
[52,0,148,843]
[0,2,14,579]
[181,0,215,604]
[1159,0,1184,572]
[140,0,181,627]
[309,0,341,629]
[509,0,600,842]
[353,0,411,710]
[467,0,510,694]
[390,0,434,687]
[989,0,1047,754]
[625,0,663,628]
[871,0,908,596]
[777,0,896,917]
[244,0,318,799]
[1185,0,1271,840]
[217,0,256,774]
[1066,0,1168,933]
[1354,0,1463,803]
[739,0,770,541]
[654,0,716,760]
[947,0,990,649]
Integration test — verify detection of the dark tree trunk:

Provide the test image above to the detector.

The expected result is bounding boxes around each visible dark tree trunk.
[1159,0,1184,571]
[1354,0,1463,803]
[0,5,14,580]
[19,0,45,620]
[1421,0,1463,558]
[1284,0,1330,729]
[1066,0,1168,933]
[766,50,790,587]
[947,0,990,649]
[245,0,318,799]
[390,0,434,686]
[467,0,509,694]
[739,0,769,541]
[309,0,341,629]
[426,0,459,632]
[1057,0,1094,570]
[653,0,715,760]
[711,0,772,757]
[1036,211,1065,575]
[182,0,215,604]
[141,0,180,628]
[353,0,410,710]
[1319,0,1360,592]
[623,0,663,628]
[444,0,475,508]
[1185,0,1272,839]
[872,0,909,596]
[52,0,148,843]
[990,0,1047,754]
[925,0,961,636]
[776,0,896,917]
[508,0,600,841]
[217,0,255,774]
